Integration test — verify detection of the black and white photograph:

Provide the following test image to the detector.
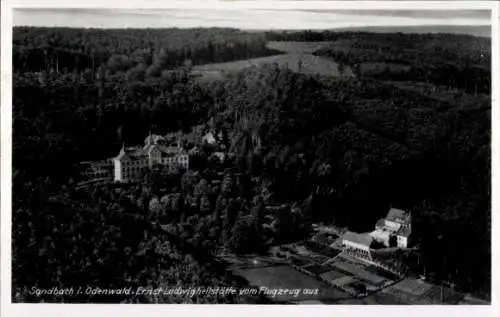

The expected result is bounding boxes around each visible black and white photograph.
[1,0,498,315]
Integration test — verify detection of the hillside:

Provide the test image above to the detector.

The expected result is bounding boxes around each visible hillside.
[335,25,491,38]
[313,32,491,94]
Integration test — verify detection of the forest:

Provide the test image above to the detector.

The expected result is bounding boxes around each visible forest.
[12,27,491,302]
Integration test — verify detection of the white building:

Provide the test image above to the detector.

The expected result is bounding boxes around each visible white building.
[370,208,412,248]
[79,159,113,181]
[342,231,372,253]
[202,131,217,145]
[112,133,189,182]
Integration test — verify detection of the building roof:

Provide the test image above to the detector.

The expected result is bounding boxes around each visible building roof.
[115,146,131,160]
[145,134,166,145]
[114,135,188,161]
[80,159,113,167]
[370,229,391,240]
[157,145,186,155]
[342,231,372,247]
[386,208,410,223]
[375,218,385,229]
[202,132,217,144]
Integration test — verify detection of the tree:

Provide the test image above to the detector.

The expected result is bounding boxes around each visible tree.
[251,195,265,242]
[221,171,235,197]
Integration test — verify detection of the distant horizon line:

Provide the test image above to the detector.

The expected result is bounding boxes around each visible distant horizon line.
[12,24,491,37]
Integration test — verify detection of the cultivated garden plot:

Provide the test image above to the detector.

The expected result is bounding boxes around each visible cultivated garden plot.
[233,265,350,302]
[381,279,464,304]
[320,269,348,283]
[331,258,388,286]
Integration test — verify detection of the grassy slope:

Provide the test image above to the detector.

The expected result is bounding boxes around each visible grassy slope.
[192,41,353,79]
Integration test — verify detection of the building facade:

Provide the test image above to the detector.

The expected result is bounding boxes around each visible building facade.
[113,134,189,182]
[79,160,114,181]
[341,231,373,260]
[370,208,412,248]
[79,133,189,183]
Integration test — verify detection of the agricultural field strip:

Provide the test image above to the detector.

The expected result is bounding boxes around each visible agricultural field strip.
[328,275,355,286]
[378,278,463,305]
[319,269,346,282]
[390,277,434,296]
[234,265,350,301]
[331,259,388,285]
[303,264,337,275]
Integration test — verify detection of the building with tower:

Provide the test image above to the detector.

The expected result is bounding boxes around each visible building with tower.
[79,133,189,183]
[112,133,189,182]
[340,208,412,259]
[370,208,412,248]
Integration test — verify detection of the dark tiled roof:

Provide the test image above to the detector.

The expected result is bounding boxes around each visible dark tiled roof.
[375,218,385,228]
[386,208,409,223]
[157,145,186,155]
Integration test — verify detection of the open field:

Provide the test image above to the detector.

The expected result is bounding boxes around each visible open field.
[193,53,346,76]
[191,40,359,81]
[331,258,389,286]
[356,291,410,305]
[381,278,464,304]
[330,275,356,286]
[303,264,337,275]
[233,265,350,302]
[220,254,279,269]
[320,269,347,282]
[391,277,433,296]
[266,41,333,54]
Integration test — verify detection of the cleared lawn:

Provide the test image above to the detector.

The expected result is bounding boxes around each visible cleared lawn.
[192,53,350,80]
[234,265,350,302]
[266,41,333,54]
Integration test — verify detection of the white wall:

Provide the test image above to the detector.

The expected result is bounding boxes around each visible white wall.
[113,159,122,182]
[384,220,402,232]
[397,236,408,248]
[342,239,370,252]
